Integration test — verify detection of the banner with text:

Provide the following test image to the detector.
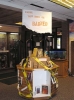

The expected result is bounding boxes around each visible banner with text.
[22,10,52,33]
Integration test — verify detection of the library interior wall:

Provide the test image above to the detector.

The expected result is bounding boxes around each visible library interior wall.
[52,21,69,60]
[62,21,69,60]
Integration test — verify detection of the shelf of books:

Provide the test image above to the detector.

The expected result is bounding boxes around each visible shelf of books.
[17,48,59,100]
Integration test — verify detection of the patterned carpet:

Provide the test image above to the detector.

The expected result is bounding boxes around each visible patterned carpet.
[0,76,74,100]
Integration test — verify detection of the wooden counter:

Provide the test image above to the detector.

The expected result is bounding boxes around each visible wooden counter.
[52,59,68,77]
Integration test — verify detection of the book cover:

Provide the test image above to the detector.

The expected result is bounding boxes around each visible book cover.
[42,85,48,94]
[35,86,40,94]
[27,72,32,81]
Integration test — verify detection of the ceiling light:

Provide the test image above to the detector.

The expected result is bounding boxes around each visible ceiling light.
[10,33,18,35]
[50,0,74,8]
[0,26,2,27]
[58,0,73,8]
[48,36,52,37]
[0,32,6,34]
[65,0,74,6]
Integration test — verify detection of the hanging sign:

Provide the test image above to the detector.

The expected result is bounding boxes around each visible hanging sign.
[22,10,52,33]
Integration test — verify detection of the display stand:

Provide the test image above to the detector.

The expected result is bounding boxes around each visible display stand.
[17,48,59,100]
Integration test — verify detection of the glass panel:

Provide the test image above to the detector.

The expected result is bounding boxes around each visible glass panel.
[49,50,66,60]
[57,38,61,49]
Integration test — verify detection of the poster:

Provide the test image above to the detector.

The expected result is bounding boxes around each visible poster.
[22,10,52,33]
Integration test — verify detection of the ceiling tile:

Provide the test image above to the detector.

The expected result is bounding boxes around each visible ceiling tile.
[18,0,42,4]
[65,12,74,17]
[35,0,73,14]
[10,0,28,6]
[1,0,10,1]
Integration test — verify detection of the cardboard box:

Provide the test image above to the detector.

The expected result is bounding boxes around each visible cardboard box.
[28,57,38,68]
[37,49,43,57]
[27,56,51,69]
[38,57,50,68]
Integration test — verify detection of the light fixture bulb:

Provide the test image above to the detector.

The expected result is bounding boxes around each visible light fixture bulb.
[58,0,73,8]
[0,26,2,27]
[66,0,74,6]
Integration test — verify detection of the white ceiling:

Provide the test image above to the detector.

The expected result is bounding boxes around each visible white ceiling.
[0,0,74,20]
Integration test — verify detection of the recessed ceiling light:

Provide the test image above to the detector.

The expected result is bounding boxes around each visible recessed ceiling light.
[10,33,18,35]
[0,32,6,34]
[48,36,52,37]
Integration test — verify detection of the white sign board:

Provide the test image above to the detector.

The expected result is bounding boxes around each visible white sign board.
[22,10,52,33]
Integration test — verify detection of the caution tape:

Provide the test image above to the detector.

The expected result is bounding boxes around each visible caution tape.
[49,60,58,67]
[20,58,32,98]
[18,57,58,98]
[32,57,58,85]
[19,91,32,98]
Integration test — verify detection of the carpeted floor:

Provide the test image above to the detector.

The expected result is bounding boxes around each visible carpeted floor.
[0,76,74,100]
[0,76,17,85]
[0,71,17,85]
[0,71,17,79]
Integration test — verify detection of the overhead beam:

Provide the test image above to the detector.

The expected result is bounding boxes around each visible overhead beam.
[0,14,21,21]
[0,10,21,18]
[0,17,22,24]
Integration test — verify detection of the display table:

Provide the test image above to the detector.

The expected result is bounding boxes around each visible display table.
[16,48,59,100]
[52,60,68,77]
[17,61,59,100]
